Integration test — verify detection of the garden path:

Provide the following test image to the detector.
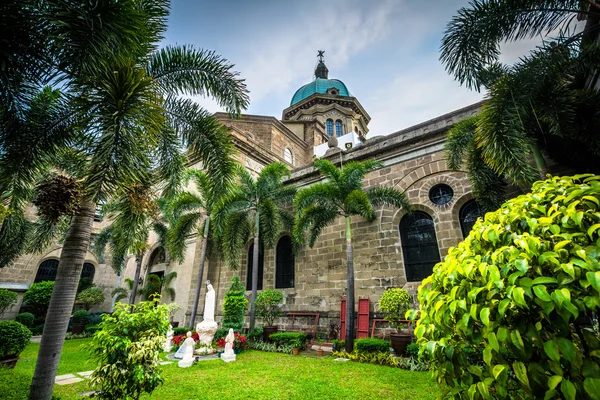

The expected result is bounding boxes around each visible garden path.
[54,362,174,386]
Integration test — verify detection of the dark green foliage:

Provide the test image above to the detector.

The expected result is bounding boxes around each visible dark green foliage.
[30,324,44,336]
[0,289,17,317]
[88,311,109,326]
[415,175,600,399]
[22,281,54,318]
[0,320,31,358]
[76,287,105,311]
[221,276,248,331]
[72,310,89,324]
[77,277,94,294]
[248,340,293,354]
[354,338,391,354]
[84,325,101,334]
[15,312,34,328]
[172,327,188,336]
[247,328,263,342]
[405,343,421,358]
[269,332,307,349]
[333,350,399,368]
[213,327,231,342]
[332,339,345,351]
[32,175,81,223]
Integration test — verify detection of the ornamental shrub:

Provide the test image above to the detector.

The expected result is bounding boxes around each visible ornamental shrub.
[221,276,248,331]
[0,320,32,359]
[354,338,390,354]
[255,289,283,327]
[415,175,600,399]
[89,299,170,400]
[76,287,105,311]
[0,289,17,317]
[72,310,89,324]
[172,327,188,336]
[378,287,411,330]
[15,312,35,328]
[23,281,54,319]
[269,332,307,349]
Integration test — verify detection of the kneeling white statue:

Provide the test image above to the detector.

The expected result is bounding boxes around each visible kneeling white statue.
[177,331,196,368]
[221,328,236,363]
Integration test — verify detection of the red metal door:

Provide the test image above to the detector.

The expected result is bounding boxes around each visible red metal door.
[340,298,346,340]
[357,298,370,338]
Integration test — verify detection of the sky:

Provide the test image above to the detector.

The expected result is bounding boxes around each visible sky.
[163,0,548,137]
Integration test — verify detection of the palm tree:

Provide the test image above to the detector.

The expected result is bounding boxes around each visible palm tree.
[293,159,412,353]
[111,278,135,303]
[139,271,178,302]
[0,2,250,398]
[441,1,600,201]
[167,167,236,329]
[214,163,296,331]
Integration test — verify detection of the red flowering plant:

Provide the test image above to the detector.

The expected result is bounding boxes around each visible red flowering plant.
[172,332,198,348]
[215,333,247,350]
[215,337,226,348]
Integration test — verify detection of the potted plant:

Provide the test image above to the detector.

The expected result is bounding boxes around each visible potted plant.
[75,287,105,311]
[255,289,283,342]
[0,320,32,368]
[71,310,89,334]
[378,287,412,356]
[314,337,325,357]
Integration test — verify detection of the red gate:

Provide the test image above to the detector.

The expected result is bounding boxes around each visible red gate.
[339,297,370,340]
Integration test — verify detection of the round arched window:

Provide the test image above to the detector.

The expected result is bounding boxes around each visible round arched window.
[429,184,454,206]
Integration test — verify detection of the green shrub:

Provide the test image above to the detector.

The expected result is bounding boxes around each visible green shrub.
[378,288,411,330]
[84,325,101,334]
[415,175,600,399]
[255,289,283,327]
[72,310,89,324]
[354,338,390,354]
[405,343,420,358]
[15,312,35,328]
[172,327,188,336]
[248,340,293,354]
[23,281,54,318]
[76,287,105,311]
[333,350,399,368]
[0,320,32,359]
[247,327,263,341]
[30,324,44,335]
[88,311,109,325]
[332,339,345,351]
[89,299,170,399]
[221,276,248,331]
[269,332,307,349]
[0,289,18,317]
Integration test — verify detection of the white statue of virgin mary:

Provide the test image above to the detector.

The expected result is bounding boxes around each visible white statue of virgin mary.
[196,280,218,347]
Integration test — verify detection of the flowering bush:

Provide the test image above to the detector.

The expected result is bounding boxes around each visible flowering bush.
[215,333,246,350]
[172,332,198,347]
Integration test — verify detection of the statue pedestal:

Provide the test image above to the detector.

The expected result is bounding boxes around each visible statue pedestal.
[196,319,218,347]
[221,353,236,363]
[178,358,194,368]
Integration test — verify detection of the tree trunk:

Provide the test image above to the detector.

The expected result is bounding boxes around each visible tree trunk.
[111,273,122,312]
[29,201,95,400]
[129,252,144,305]
[344,216,355,353]
[531,144,548,180]
[249,212,260,331]
[189,215,210,329]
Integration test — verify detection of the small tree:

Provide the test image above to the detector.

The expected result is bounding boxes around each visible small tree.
[255,289,283,327]
[222,276,248,332]
[89,299,171,400]
[76,287,105,311]
[23,281,54,319]
[378,288,411,331]
[0,289,18,317]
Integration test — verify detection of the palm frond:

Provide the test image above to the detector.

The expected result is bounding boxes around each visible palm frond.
[293,183,341,212]
[345,190,375,222]
[111,287,129,303]
[313,159,342,184]
[168,211,203,263]
[93,226,113,263]
[340,160,384,193]
[258,199,283,249]
[221,210,251,270]
[445,116,478,171]
[367,187,412,213]
[294,204,339,248]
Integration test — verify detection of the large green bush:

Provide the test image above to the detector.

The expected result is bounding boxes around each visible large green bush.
[255,289,283,327]
[15,312,35,328]
[22,281,54,318]
[415,175,600,399]
[76,287,105,311]
[0,320,32,359]
[269,332,307,349]
[354,338,390,354]
[72,310,89,324]
[0,289,17,317]
[89,299,171,399]
[221,276,248,331]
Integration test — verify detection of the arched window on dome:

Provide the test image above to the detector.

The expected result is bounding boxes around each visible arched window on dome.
[399,211,441,282]
[459,200,484,238]
[335,120,343,137]
[326,119,333,137]
[284,148,293,165]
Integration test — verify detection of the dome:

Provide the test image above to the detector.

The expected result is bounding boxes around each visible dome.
[290,78,351,106]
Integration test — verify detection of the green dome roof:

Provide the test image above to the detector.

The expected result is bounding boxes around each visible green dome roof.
[290,78,350,106]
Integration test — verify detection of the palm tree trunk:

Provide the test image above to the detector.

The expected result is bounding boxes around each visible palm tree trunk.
[344,216,355,353]
[530,144,548,180]
[29,201,96,400]
[129,252,144,305]
[111,273,122,312]
[249,212,260,331]
[189,216,210,329]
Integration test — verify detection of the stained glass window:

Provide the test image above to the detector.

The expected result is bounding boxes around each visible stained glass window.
[335,120,343,137]
[429,184,454,206]
[326,119,333,136]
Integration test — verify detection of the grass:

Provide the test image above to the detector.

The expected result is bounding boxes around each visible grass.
[1,339,439,399]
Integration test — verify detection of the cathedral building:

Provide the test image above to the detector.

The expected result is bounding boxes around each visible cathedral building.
[0,55,486,333]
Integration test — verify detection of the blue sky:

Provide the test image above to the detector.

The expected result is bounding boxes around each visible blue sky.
[164,0,543,137]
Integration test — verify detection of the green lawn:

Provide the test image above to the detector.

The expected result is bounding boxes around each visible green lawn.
[1,339,439,399]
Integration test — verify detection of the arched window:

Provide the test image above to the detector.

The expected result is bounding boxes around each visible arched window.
[34,260,96,284]
[399,211,441,282]
[284,148,293,165]
[459,200,484,238]
[148,247,166,266]
[275,236,294,288]
[335,120,343,137]
[246,242,264,291]
[326,119,333,136]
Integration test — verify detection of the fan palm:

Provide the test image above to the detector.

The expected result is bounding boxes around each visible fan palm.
[0,2,250,398]
[139,271,178,302]
[293,159,412,353]
[442,1,600,203]
[214,163,296,331]
[167,167,236,329]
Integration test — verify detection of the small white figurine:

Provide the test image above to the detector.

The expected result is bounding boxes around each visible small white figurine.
[177,331,196,368]
[221,328,236,363]
[164,324,174,352]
